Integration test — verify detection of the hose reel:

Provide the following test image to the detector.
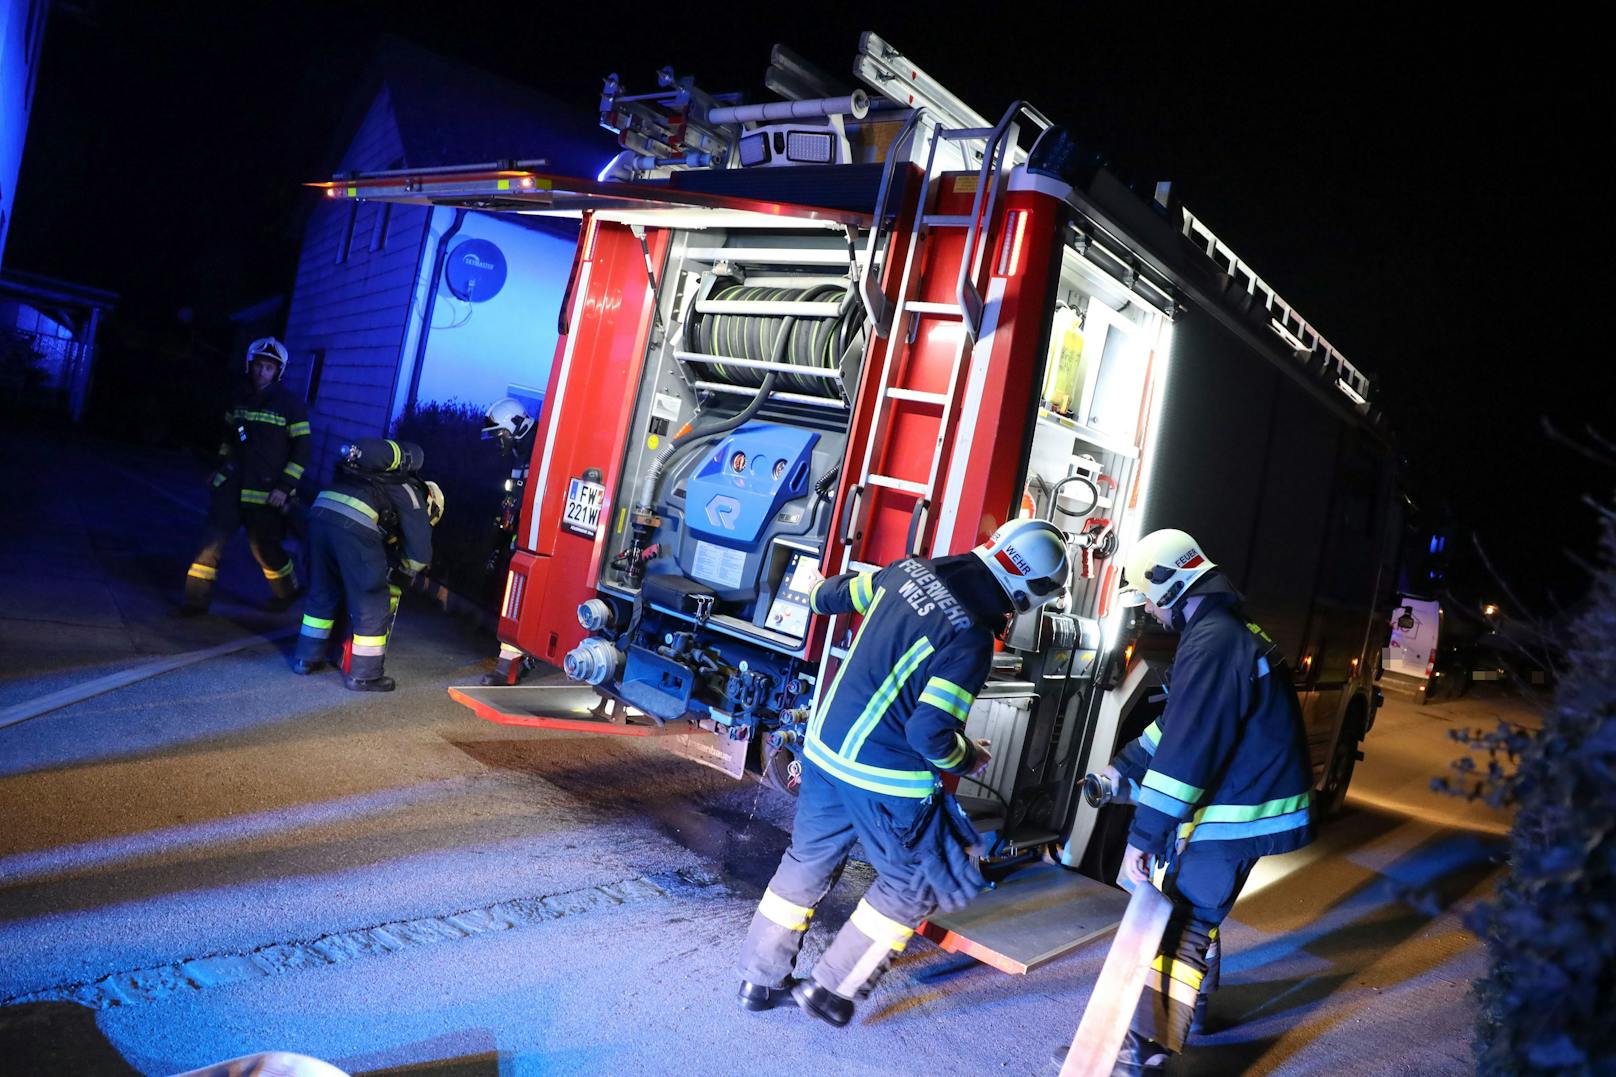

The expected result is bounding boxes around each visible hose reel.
[692,282,865,398]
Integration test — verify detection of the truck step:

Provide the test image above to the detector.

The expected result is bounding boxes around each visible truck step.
[865,474,930,496]
[918,861,1129,975]
[885,387,950,405]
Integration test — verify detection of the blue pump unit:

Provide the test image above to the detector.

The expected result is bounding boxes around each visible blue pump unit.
[677,423,818,598]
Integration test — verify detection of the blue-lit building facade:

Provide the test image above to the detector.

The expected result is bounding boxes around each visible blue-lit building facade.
[280,40,611,480]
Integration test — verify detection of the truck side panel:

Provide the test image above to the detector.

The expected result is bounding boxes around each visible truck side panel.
[502,219,664,666]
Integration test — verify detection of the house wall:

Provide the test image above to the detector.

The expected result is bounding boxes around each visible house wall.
[281,85,428,484]
[1,0,49,267]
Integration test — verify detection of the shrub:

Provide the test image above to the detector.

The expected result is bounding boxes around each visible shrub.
[1438,505,1616,1074]
[392,400,512,606]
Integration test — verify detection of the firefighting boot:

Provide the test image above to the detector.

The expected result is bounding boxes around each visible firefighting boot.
[1049,1031,1171,1075]
[737,978,796,1012]
[480,643,526,686]
[343,674,396,693]
[791,981,854,1028]
[291,658,327,675]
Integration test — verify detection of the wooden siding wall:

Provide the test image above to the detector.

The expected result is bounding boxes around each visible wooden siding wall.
[281,86,427,486]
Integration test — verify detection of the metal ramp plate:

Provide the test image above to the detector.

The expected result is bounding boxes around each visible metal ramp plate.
[448,684,684,737]
[918,862,1130,975]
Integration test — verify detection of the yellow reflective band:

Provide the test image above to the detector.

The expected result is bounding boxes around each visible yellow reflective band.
[239,489,270,504]
[1142,770,1204,804]
[1194,793,1311,824]
[808,578,825,614]
[802,735,936,798]
[237,410,287,426]
[187,563,217,580]
[386,440,401,469]
[850,572,875,614]
[301,615,335,630]
[839,635,934,758]
[403,559,428,574]
[919,676,973,722]
[263,561,295,580]
[1150,955,1206,991]
[757,888,814,932]
[352,634,388,646]
[928,732,968,771]
[811,588,886,737]
[351,634,388,656]
[1142,721,1163,751]
[289,421,311,437]
[316,491,379,521]
[282,462,305,479]
[849,898,912,952]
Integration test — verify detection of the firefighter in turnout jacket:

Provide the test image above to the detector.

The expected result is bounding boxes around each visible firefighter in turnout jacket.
[479,397,536,686]
[1100,528,1314,1075]
[291,438,441,692]
[737,519,1070,1027]
[181,338,310,613]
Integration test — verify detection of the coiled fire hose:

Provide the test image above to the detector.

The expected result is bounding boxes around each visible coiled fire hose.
[693,282,865,398]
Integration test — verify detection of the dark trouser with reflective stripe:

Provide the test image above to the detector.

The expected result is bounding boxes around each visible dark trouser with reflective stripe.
[1135,849,1255,1052]
[184,485,297,609]
[738,763,935,1001]
[293,515,392,679]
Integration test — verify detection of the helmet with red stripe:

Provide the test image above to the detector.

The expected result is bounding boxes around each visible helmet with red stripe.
[1120,528,1215,610]
[972,519,1070,614]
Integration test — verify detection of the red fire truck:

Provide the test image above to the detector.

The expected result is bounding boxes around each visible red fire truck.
[319,34,1398,971]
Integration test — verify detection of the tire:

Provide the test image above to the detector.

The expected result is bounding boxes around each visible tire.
[1318,710,1365,819]
[762,743,802,797]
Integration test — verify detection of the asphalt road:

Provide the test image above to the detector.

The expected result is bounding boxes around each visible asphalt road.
[0,427,1528,1075]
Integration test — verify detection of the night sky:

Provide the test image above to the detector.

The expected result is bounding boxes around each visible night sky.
[10,2,1609,613]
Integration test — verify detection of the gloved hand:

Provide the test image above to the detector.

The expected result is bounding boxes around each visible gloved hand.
[910,794,988,914]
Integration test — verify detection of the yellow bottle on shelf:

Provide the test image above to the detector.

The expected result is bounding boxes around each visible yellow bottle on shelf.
[1042,305,1086,416]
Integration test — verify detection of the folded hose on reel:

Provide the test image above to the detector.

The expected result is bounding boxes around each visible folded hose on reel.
[693,282,865,398]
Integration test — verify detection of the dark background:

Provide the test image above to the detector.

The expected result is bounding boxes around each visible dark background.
[9,1,1609,614]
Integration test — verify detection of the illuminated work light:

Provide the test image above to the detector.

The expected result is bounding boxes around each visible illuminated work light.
[785,131,835,164]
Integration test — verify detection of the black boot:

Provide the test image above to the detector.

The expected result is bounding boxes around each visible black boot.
[1111,1030,1171,1076]
[291,658,327,675]
[737,979,795,1012]
[344,674,395,692]
[791,980,854,1028]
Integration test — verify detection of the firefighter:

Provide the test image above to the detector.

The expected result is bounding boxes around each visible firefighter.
[180,337,311,614]
[479,397,535,687]
[737,518,1071,1027]
[290,438,442,692]
[1092,528,1315,1075]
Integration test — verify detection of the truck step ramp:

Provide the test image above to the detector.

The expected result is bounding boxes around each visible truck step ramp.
[919,861,1129,975]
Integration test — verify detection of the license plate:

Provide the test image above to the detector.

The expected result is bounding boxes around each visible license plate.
[561,478,605,538]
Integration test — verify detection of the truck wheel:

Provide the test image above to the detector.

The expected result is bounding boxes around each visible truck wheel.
[763,743,801,797]
[1318,711,1365,819]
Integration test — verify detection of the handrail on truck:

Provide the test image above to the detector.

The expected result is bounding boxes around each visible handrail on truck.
[955,102,1052,341]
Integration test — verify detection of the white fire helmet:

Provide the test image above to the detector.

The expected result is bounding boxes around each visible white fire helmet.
[245,337,289,378]
[482,396,535,441]
[972,518,1070,613]
[425,481,445,526]
[1120,528,1216,610]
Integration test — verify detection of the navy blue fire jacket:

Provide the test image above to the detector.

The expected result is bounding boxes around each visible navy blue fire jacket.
[212,382,312,504]
[803,555,1006,798]
[1115,591,1315,860]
